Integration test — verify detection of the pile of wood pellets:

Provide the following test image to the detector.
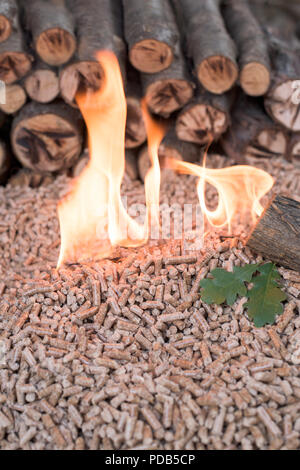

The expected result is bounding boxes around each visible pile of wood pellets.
[0,155,300,450]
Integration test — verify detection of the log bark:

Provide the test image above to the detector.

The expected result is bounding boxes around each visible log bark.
[60,0,125,107]
[8,168,54,187]
[247,195,300,272]
[222,0,271,96]
[172,0,238,94]
[24,60,60,103]
[22,0,76,66]
[11,101,84,173]
[250,3,300,132]
[138,122,202,182]
[221,94,288,164]
[141,43,194,118]
[0,139,10,183]
[0,83,26,114]
[123,0,179,73]
[125,67,146,149]
[175,87,232,145]
[0,0,18,43]
[0,26,32,84]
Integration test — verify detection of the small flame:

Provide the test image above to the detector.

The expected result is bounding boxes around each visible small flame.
[166,157,274,233]
[57,51,274,268]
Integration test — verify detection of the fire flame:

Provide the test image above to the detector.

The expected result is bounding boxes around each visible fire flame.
[57,51,274,267]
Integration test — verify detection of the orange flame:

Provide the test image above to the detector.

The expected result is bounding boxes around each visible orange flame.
[57,51,164,267]
[57,51,274,267]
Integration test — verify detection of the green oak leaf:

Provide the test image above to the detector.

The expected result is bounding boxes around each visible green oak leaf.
[246,263,287,327]
[200,263,259,306]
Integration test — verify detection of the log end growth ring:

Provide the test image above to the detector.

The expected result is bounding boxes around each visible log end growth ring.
[60,60,103,107]
[240,62,271,96]
[36,28,76,66]
[176,103,228,145]
[130,39,173,73]
[0,51,32,84]
[12,113,82,173]
[0,15,12,43]
[125,97,147,149]
[145,78,194,117]
[265,80,300,132]
[197,55,238,94]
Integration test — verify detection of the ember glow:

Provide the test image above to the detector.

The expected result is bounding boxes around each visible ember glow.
[57,51,274,267]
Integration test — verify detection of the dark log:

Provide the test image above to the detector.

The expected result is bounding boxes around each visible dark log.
[247,195,300,272]
[24,60,60,103]
[123,0,179,73]
[0,83,26,114]
[125,149,138,181]
[141,43,194,118]
[222,0,270,96]
[125,67,146,149]
[138,122,202,182]
[172,0,238,94]
[0,139,10,183]
[11,101,84,173]
[175,87,232,145]
[288,133,300,163]
[0,0,18,43]
[8,168,55,187]
[221,94,288,164]
[60,0,125,107]
[0,26,32,84]
[22,0,76,66]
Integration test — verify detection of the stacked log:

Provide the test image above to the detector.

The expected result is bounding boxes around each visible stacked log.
[0,0,298,185]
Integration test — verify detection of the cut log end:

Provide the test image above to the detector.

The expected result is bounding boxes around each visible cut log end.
[25,69,59,103]
[176,104,228,145]
[0,83,26,114]
[0,14,12,43]
[125,97,146,149]
[145,79,194,117]
[247,195,300,272]
[265,80,300,132]
[240,62,271,96]
[11,103,83,173]
[60,61,103,106]
[197,56,238,94]
[0,51,32,84]
[129,39,173,73]
[0,140,10,182]
[36,28,76,66]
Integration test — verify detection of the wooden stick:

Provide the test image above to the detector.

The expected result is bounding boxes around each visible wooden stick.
[60,0,126,107]
[123,0,179,73]
[0,25,32,84]
[176,87,232,145]
[222,0,271,96]
[0,0,18,43]
[247,195,300,272]
[22,0,76,66]
[11,101,84,173]
[221,94,288,164]
[125,67,146,149]
[0,83,27,114]
[24,60,59,103]
[141,43,194,118]
[172,0,238,94]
